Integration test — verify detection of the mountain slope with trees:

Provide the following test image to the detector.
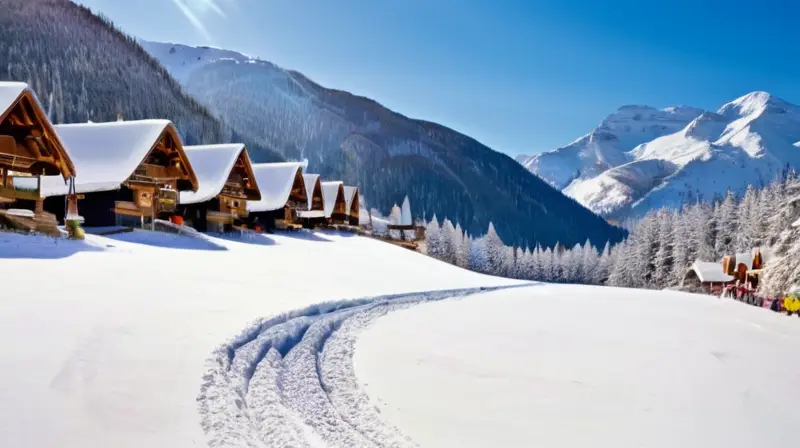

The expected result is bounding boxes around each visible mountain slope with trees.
[0,0,282,161]
[141,41,625,249]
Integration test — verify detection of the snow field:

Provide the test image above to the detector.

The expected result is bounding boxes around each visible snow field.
[0,230,521,448]
[354,284,800,448]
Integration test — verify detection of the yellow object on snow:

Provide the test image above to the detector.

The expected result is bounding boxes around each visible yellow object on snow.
[785,296,800,313]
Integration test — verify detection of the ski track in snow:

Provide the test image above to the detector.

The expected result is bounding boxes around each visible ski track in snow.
[198,285,524,447]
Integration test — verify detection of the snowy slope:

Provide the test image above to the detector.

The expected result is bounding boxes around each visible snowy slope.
[525,92,800,218]
[0,231,520,448]
[355,285,800,448]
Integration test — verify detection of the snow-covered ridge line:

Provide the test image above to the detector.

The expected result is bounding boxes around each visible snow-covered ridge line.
[199,284,531,447]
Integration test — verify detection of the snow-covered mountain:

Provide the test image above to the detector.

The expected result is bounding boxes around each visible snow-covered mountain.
[141,41,625,249]
[520,92,800,219]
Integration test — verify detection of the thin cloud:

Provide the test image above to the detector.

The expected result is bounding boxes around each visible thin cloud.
[171,0,212,41]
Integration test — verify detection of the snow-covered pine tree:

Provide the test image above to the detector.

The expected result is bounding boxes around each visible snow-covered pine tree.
[607,239,632,287]
[594,242,612,285]
[425,215,442,259]
[532,245,543,281]
[735,185,759,252]
[669,205,692,284]
[581,239,598,285]
[714,190,738,258]
[468,235,489,273]
[541,247,554,282]
[440,219,457,264]
[457,229,471,269]
[653,209,675,289]
[482,222,506,275]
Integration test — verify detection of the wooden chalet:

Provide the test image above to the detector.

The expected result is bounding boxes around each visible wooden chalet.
[682,261,735,294]
[245,162,308,231]
[0,82,76,234]
[38,120,199,228]
[178,144,261,232]
[721,247,772,289]
[321,181,348,224]
[343,185,360,226]
[296,173,326,227]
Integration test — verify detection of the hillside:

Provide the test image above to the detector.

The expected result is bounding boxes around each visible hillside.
[519,93,800,219]
[141,41,625,248]
[0,0,282,161]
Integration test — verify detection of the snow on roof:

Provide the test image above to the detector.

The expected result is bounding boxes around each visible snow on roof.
[322,181,345,218]
[246,162,304,212]
[0,82,27,117]
[735,252,753,270]
[38,120,191,196]
[343,186,359,215]
[690,261,734,283]
[179,144,260,204]
[302,173,321,211]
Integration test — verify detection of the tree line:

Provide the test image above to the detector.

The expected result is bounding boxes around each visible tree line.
[424,172,800,296]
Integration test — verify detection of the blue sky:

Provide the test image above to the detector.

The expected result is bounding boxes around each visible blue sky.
[77,0,800,156]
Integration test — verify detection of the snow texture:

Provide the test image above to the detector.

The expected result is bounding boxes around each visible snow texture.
[356,284,800,448]
[0,81,27,115]
[38,120,177,196]
[199,285,521,447]
[246,162,304,212]
[0,230,518,447]
[179,144,255,204]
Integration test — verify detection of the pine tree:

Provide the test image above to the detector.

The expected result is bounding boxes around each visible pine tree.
[440,218,457,264]
[595,242,612,285]
[425,215,442,259]
[653,209,675,288]
[468,235,489,273]
[714,190,738,257]
[483,222,506,275]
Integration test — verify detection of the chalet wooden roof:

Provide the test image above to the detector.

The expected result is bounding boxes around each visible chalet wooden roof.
[179,143,261,205]
[321,181,346,218]
[0,82,76,179]
[39,120,198,196]
[246,162,306,212]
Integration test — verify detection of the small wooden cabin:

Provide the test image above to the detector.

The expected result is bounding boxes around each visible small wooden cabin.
[0,82,76,233]
[246,162,308,231]
[343,185,360,226]
[296,173,326,227]
[178,144,261,232]
[39,120,198,228]
[321,181,348,224]
[721,248,771,289]
[683,261,735,294]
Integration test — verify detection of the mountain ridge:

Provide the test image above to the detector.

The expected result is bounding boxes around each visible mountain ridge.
[141,40,625,248]
[519,91,800,219]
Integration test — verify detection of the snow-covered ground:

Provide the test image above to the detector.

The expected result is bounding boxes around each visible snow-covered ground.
[355,285,800,448]
[3,230,799,447]
[0,230,520,447]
